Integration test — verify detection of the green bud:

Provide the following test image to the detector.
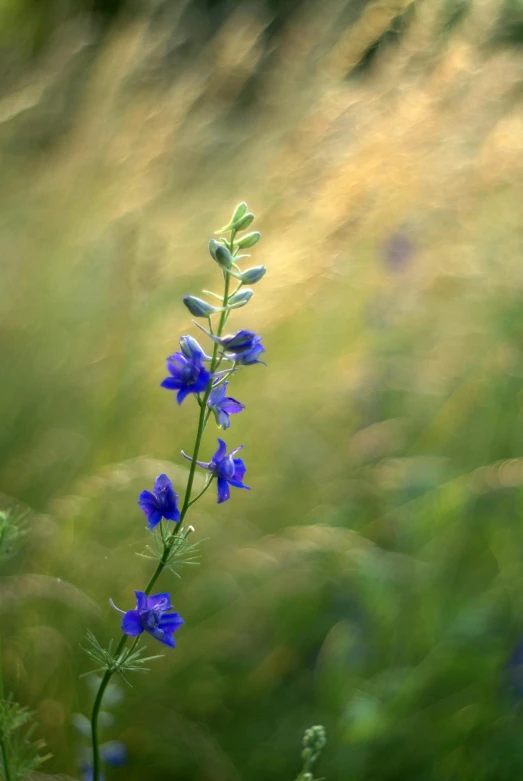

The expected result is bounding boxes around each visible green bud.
[236,231,261,249]
[209,239,233,269]
[226,288,253,308]
[208,239,220,260]
[238,265,266,285]
[301,748,313,761]
[302,775,314,781]
[216,245,233,269]
[232,212,254,231]
[230,202,248,224]
[183,295,217,318]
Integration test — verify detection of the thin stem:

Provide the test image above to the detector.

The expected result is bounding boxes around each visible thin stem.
[187,478,214,509]
[0,738,11,781]
[90,235,235,781]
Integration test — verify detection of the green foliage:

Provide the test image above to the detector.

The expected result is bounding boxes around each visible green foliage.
[0,0,522,779]
[0,697,50,780]
[0,510,28,564]
[294,726,327,781]
[83,632,164,685]
[136,525,205,579]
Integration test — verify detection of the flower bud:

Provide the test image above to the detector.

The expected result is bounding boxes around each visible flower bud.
[183,296,217,318]
[238,265,266,285]
[209,239,233,269]
[208,239,220,260]
[227,288,253,309]
[232,212,254,231]
[230,202,248,224]
[179,335,211,361]
[236,231,261,249]
[215,244,233,269]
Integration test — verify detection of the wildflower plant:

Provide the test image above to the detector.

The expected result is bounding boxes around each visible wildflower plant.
[294,726,327,781]
[86,202,267,780]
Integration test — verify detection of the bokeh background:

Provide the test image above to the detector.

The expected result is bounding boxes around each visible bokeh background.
[1,0,523,778]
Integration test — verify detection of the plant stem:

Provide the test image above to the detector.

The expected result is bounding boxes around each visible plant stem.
[90,236,234,781]
[0,738,11,781]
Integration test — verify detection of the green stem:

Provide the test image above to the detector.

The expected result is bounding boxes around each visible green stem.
[90,237,235,781]
[0,738,11,781]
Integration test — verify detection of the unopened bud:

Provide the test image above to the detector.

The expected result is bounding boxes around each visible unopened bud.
[209,239,233,269]
[236,231,261,249]
[227,288,253,309]
[183,296,217,318]
[238,265,266,285]
[230,202,248,224]
[232,212,254,231]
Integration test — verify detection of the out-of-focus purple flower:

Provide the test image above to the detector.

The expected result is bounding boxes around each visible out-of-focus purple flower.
[506,640,523,699]
[80,763,103,781]
[207,381,244,429]
[382,231,414,271]
[161,348,211,404]
[182,438,249,503]
[100,741,127,768]
[111,591,184,648]
[138,474,180,530]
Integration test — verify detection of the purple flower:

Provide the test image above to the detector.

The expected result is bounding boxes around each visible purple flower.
[161,346,211,404]
[218,330,266,365]
[182,438,250,503]
[138,474,180,530]
[80,764,103,781]
[195,324,266,365]
[100,741,127,768]
[112,591,184,648]
[179,335,211,362]
[207,381,244,429]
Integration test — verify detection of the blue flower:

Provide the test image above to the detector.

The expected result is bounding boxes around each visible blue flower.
[207,381,244,429]
[195,325,266,365]
[112,591,184,648]
[100,741,127,768]
[217,330,266,365]
[138,474,180,530]
[179,335,212,362]
[182,438,250,503]
[161,346,211,404]
[80,764,103,781]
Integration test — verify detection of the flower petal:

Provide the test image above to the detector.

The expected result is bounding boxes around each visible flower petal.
[227,479,250,490]
[221,397,244,415]
[147,593,171,611]
[146,509,163,530]
[217,409,230,429]
[233,457,247,482]
[135,591,148,611]
[122,609,143,636]
[154,474,172,493]
[193,368,212,393]
[166,353,187,376]
[177,386,192,405]
[158,612,184,632]
[214,438,227,462]
[138,489,158,512]
[208,382,227,406]
[163,506,181,523]
[217,477,230,503]
[151,628,176,648]
[161,377,183,390]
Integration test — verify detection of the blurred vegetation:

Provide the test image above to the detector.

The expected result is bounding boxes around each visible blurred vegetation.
[1,0,523,779]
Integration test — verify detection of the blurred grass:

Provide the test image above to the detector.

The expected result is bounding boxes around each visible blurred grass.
[1,0,523,779]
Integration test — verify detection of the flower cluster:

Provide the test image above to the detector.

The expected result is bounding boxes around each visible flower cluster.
[111,201,266,650]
